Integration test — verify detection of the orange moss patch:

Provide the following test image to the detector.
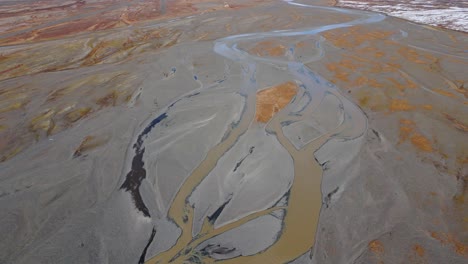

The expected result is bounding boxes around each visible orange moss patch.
[443,113,468,132]
[0,64,24,76]
[326,63,338,72]
[457,156,468,165]
[325,55,409,92]
[390,99,414,111]
[359,95,370,107]
[326,63,350,82]
[0,146,23,163]
[73,135,109,157]
[398,119,434,152]
[255,81,298,123]
[29,109,56,136]
[413,244,425,257]
[0,101,25,114]
[96,90,118,107]
[422,104,433,110]
[387,77,405,92]
[410,134,433,152]
[454,193,465,204]
[296,41,307,48]
[353,76,368,86]
[323,26,394,49]
[399,125,414,143]
[251,40,286,57]
[397,47,437,65]
[367,79,385,88]
[400,119,414,126]
[387,76,417,92]
[66,107,92,123]
[368,240,385,254]
[430,231,468,256]
[433,89,456,98]
[454,85,468,98]
[337,58,360,70]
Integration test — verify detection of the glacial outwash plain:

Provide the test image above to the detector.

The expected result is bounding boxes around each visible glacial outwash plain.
[0,0,467,263]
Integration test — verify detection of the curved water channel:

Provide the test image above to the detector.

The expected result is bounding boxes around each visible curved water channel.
[119,1,387,263]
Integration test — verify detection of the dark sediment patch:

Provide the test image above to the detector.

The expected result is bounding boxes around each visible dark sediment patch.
[139,227,157,264]
[120,113,168,217]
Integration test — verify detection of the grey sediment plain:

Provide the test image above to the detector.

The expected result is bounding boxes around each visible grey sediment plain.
[143,1,380,263]
[0,0,467,264]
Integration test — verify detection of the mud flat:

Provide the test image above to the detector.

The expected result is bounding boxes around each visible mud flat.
[0,0,467,263]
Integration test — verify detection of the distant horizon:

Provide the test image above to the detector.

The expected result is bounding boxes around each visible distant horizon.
[336,0,468,32]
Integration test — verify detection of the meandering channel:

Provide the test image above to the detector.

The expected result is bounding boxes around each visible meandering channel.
[119,1,387,263]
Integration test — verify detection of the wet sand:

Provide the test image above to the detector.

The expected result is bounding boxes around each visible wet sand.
[0,0,467,263]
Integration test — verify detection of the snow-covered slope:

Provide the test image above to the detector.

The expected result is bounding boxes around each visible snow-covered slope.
[337,0,468,32]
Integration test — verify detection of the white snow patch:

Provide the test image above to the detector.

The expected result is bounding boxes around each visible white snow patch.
[337,0,468,32]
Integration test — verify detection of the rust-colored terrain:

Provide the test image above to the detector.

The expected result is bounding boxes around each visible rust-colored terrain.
[0,0,268,45]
